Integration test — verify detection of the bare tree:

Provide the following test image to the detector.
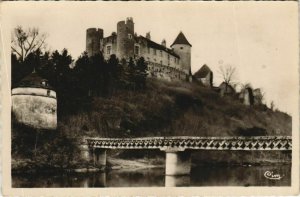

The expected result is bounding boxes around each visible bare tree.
[11,26,48,61]
[218,65,236,85]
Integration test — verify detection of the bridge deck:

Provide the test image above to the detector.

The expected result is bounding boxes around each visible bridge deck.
[86,136,292,151]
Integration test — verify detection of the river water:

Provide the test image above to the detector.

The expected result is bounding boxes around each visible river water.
[12,164,290,187]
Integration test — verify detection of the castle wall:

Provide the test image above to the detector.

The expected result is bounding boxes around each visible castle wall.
[147,62,187,81]
[198,72,213,87]
[86,28,103,57]
[12,87,57,130]
[172,44,191,74]
[103,36,117,60]
[135,37,186,80]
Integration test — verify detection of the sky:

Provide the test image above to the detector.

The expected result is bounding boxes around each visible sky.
[2,1,298,114]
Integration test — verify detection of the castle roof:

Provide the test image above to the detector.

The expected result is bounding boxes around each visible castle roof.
[138,36,180,58]
[194,64,212,78]
[171,32,192,47]
[16,72,54,90]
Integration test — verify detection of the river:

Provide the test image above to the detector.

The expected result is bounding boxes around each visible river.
[12,164,290,187]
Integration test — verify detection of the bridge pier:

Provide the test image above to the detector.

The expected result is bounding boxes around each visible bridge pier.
[164,150,191,176]
[93,149,107,167]
[80,143,107,167]
[79,143,93,162]
[165,175,190,187]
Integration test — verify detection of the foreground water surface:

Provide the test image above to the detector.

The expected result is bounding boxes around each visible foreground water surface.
[12,164,291,187]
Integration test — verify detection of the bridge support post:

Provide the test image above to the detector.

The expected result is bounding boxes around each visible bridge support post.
[79,143,93,162]
[164,150,191,176]
[94,149,107,167]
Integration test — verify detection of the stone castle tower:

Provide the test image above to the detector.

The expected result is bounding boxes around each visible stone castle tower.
[86,28,103,57]
[171,32,192,75]
[86,17,192,81]
[117,17,135,59]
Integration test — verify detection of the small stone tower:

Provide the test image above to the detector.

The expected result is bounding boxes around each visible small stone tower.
[12,72,57,130]
[117,17,135,59]
[86,28,103,57]
[171,32,192,75]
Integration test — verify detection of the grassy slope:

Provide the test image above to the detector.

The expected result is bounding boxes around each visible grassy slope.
[61,78,291,139]
[12,78,292,171]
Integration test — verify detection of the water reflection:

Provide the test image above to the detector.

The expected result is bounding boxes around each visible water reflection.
[165,175,190,187]
[12,164,291,187]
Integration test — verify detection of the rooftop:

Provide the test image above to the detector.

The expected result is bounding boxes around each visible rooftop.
[194,64,212,78]
[171,32,192,47]
[15,72,54,90]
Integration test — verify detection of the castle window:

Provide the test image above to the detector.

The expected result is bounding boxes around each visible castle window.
[47,90,50,96]
[160,60,162,65]
[153,49,156,56]
[167,54,170,60]
[107,46,111,55]
[134,45,140,55]
[128,34,132,39]
[180,47,184,50]
[160,50,163,57]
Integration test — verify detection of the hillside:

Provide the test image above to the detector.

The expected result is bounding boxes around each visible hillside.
[61,78,291,139]
[12,78,292,172]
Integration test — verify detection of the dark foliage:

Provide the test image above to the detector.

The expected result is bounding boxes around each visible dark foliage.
[11,50,148,116]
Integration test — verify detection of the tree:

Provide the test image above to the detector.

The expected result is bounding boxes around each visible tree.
[135,57,148,89]
[127,57,137,90]
[45,49,73,115]
[11,26,48,61]
[218,65,236,85]
[107,54,121,92]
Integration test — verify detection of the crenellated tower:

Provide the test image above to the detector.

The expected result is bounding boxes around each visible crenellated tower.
[116,17,135,59]
[86,28,103,57]
[171,32,192,75]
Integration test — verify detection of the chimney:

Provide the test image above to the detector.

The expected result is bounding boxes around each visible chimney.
[146,32,151,40]
[161,39,166,47]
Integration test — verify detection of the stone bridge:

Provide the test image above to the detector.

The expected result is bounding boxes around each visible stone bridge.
[81,136,292,175]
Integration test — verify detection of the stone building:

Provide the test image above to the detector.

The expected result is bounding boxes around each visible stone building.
[193,64,213,87]
[11,72,57,130]
[219,82,235,97]
[238,87,263,106]
[239,87,254,106]
[253,88,263,105]
[86,17,192,81]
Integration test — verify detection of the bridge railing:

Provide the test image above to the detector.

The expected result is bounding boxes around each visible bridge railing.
[85,136,292,151]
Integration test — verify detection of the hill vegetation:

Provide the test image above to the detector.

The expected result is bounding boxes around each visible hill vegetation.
[60,78,291,139]
[12,77,292,172]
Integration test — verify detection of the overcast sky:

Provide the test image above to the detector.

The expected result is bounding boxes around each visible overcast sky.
[2,2,298,114]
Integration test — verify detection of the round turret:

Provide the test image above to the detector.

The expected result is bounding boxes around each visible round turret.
[116,18,135,59]
[86,28,103,57]
[171,32,192,75]
[11,72,57,130]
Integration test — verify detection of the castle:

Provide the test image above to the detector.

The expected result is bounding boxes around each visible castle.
[86,17,192,81]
